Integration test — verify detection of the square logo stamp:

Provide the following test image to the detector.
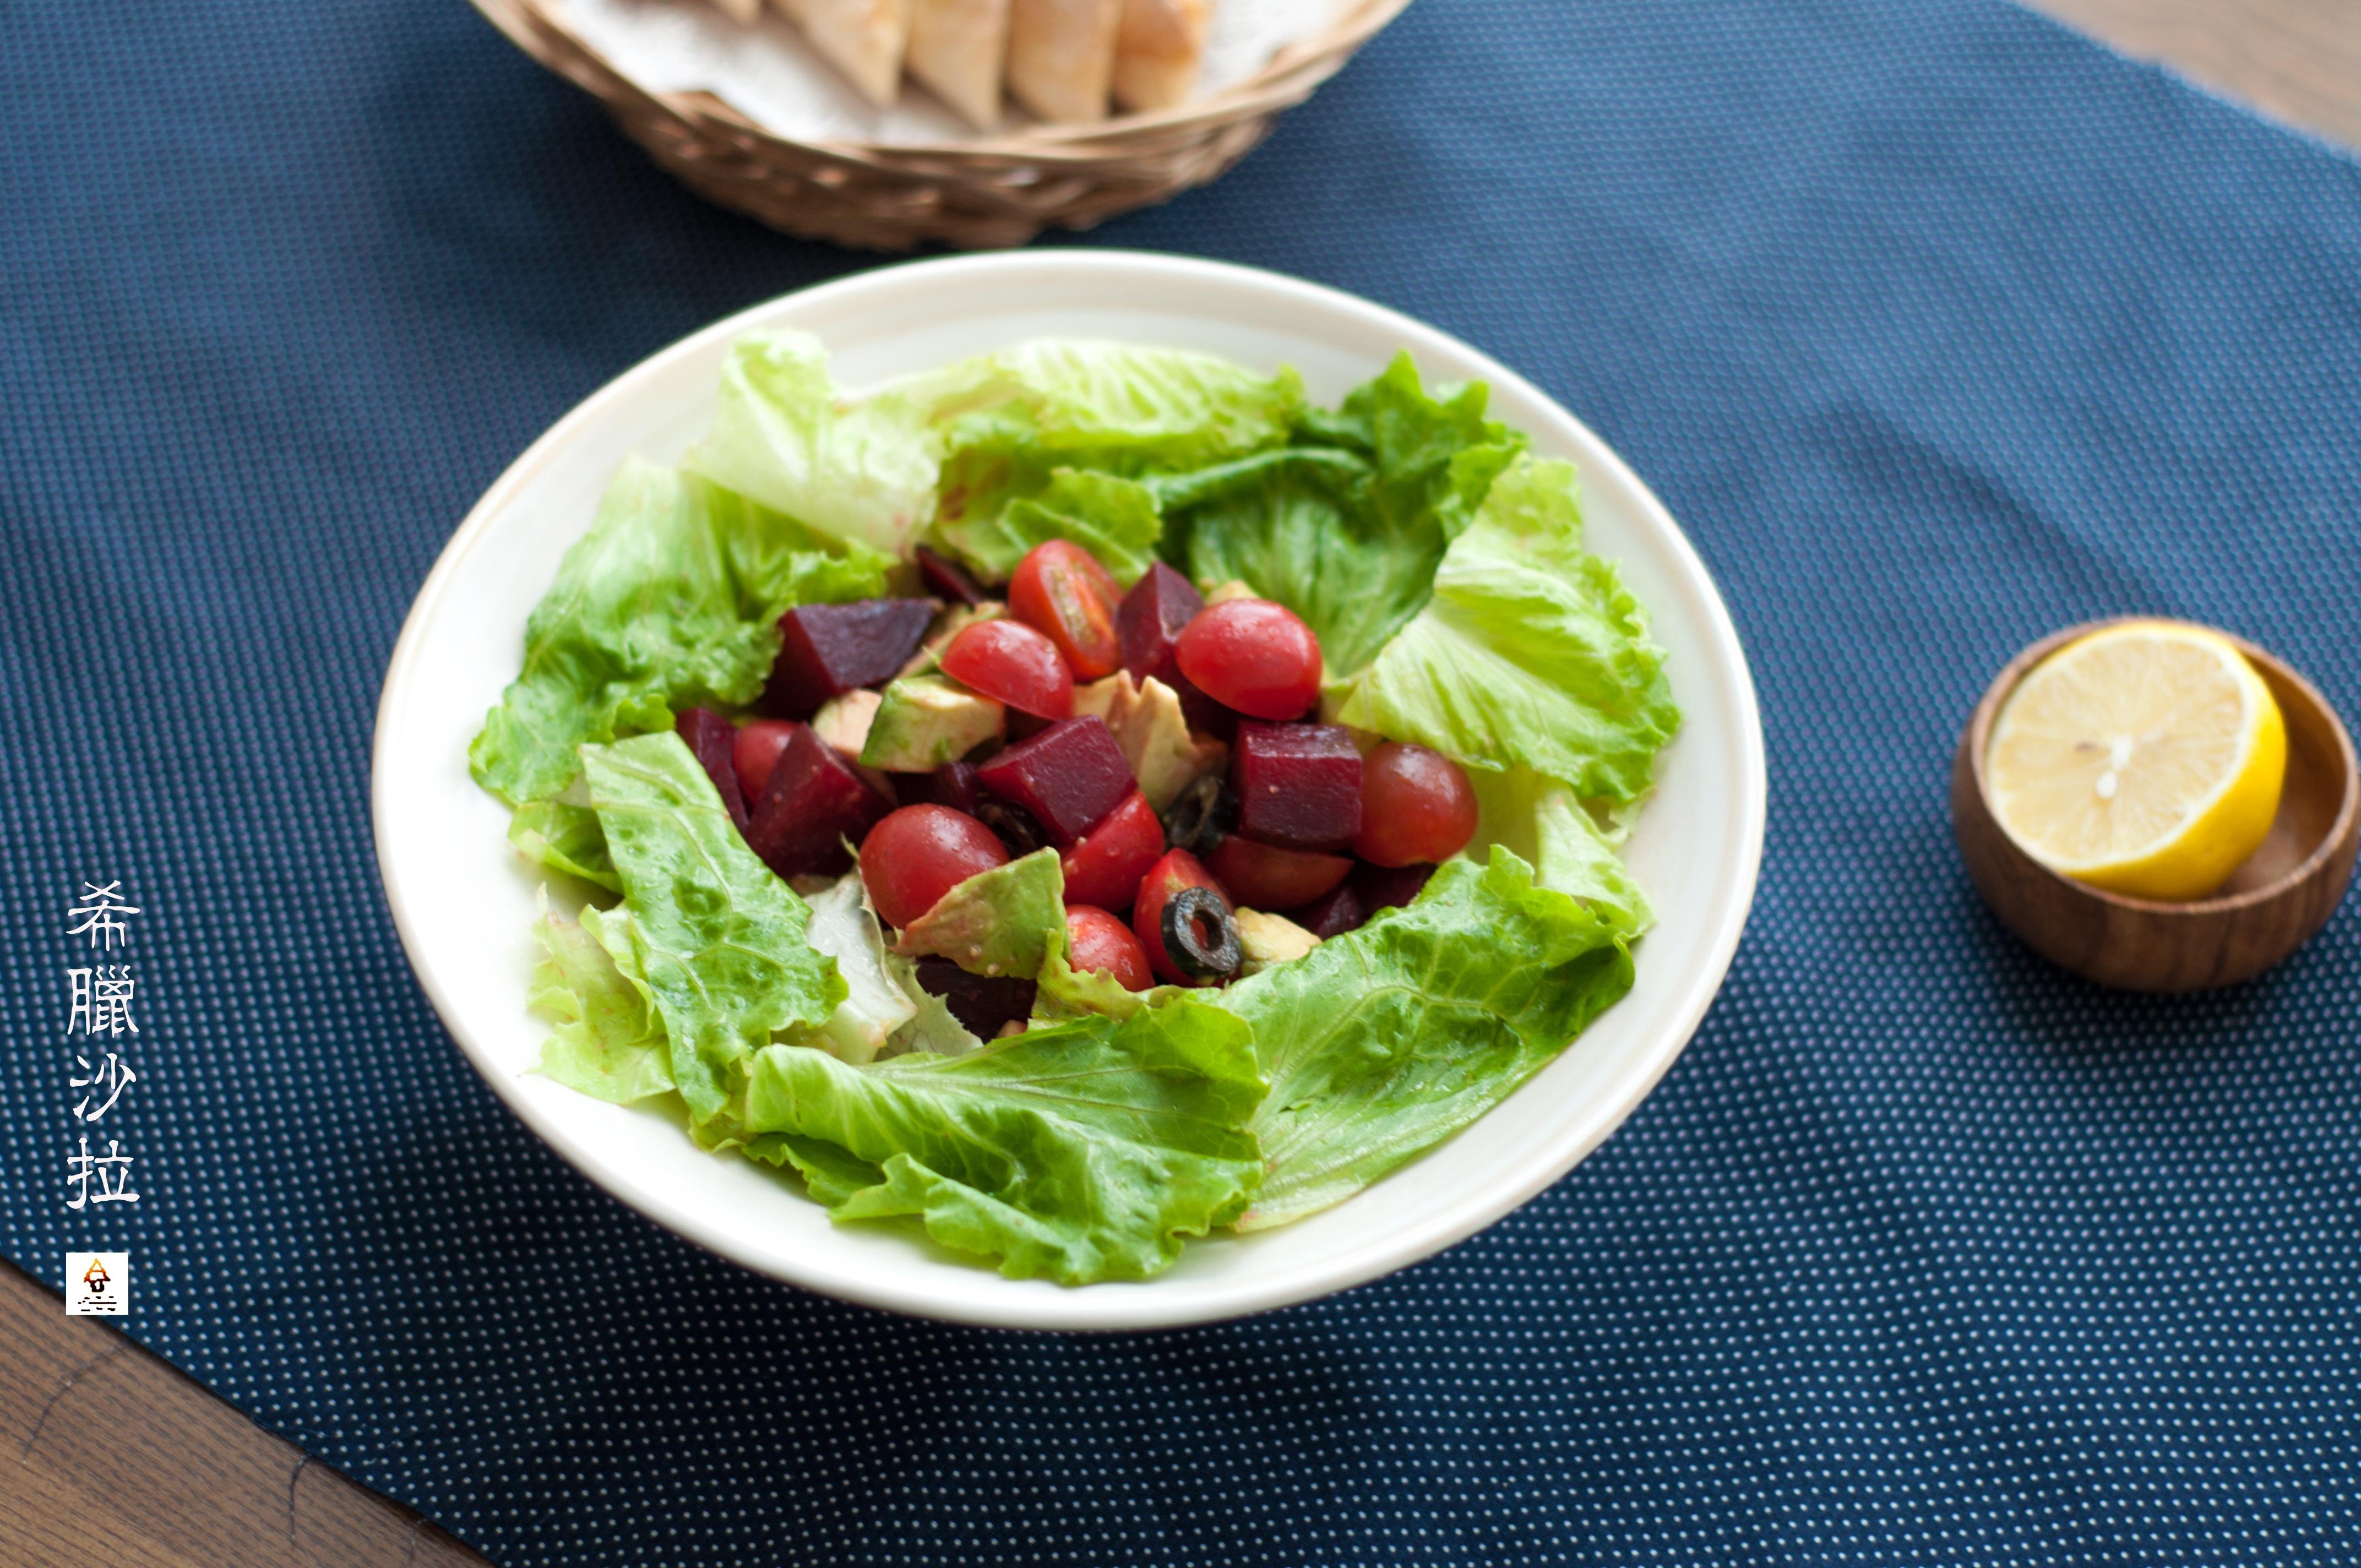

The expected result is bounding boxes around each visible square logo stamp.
[65,1251,129,1315]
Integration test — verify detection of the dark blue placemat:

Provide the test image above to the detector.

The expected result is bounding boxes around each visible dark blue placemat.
[8,0,2361,1561]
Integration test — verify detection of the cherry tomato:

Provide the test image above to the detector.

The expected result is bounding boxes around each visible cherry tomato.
[1131,848,1231,988]
[1206,835,1353,910]
[1064,904,1154,992]
[1354,743,1479,866]
[733,717,800,799]
[1009,540,1123,681]
[940,618,1075,719]
[1176,599,1323,720]
[1059,791,1166,911]
[859,804,1009,929]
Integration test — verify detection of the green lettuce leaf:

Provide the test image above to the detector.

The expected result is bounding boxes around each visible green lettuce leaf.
[935,338,1304,473]
[529,903,897,1208]
[682,330,947,559]
[692,333,1299,584]
[801,874,917,1064]
[927,341,1303,579]
[581,732,845,1123]
[1223,849,1634,1233]
[1160,354,1525,674]
[529,897,674,1104]
[1466,766,1655,935]
[765,1135,890,1207]
[742,997,1264,1283]
[508,798,621,893]
[932,468,1165,587]
[1323,455,1679,802]
[1302,352,1527,546]
[683,1095,888,1207]
[470,456,894,809]
[1036,948,1187,1022]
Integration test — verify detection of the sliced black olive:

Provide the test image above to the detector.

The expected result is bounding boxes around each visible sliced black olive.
[1161,885,1242,981]
[1162,774,1237,857]
[976,799,1047,858]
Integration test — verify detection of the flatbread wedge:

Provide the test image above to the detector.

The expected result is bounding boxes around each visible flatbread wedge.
[1006,0,1122,123]
[907,0,1010,128]
[786,0,914,107]
[1112,0,1209,112]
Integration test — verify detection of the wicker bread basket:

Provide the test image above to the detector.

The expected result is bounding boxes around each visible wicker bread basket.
[472,0,1413,251]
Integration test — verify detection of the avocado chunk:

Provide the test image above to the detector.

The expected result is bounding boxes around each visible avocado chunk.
[812,688,883,761]
[1233,908,1321,976]
[1073,670,1226,814]
[861,673,1006,772]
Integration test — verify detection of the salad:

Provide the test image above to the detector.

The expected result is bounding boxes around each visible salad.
[471,334,1678,1285]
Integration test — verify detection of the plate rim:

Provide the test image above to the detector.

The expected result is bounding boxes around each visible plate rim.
[371,249,1768,1330]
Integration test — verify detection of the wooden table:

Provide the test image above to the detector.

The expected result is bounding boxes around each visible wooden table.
[2042,0,2361,146]
[0,1261,477,1567]
[7,6,2355,1564]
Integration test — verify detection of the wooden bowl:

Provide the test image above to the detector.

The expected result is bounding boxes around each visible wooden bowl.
[470,0,1414,251]
[1951,619,2359,992]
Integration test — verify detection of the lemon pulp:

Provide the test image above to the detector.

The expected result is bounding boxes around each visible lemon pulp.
[1986,621,2286,901]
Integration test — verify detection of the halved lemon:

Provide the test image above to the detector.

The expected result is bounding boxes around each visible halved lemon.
[1987,620,2286,901]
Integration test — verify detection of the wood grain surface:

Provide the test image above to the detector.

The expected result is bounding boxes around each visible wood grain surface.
[1,1260,482,1568]
[2035,0,2361,148]
[4,5,2353,1565]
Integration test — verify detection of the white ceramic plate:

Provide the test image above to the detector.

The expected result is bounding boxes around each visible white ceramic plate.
[372,251,1766,1331]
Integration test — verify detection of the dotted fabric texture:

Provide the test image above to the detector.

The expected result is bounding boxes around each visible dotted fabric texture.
[6,0,2361,1562]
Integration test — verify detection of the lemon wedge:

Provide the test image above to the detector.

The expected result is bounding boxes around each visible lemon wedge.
[1987,621,2286,901]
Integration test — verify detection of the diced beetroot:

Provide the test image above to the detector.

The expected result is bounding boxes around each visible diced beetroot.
[1286,861,1435,940]
[975,715,1135,848]
[1176,680,1239,744]
[1207,835,1352,911]
[1353,859,1436,914]
[674,707,749,830]
[1119,564,1233,739]
[763,600,937,715]
[1232,723,1363,852]
[1288,880,1367,940]
[1118,562,1203,685]
[1060,791,1166,911]
[916,546,989,607]
[895,761,982,817]
[744,723,891,879]
[913,955,1036,1038]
